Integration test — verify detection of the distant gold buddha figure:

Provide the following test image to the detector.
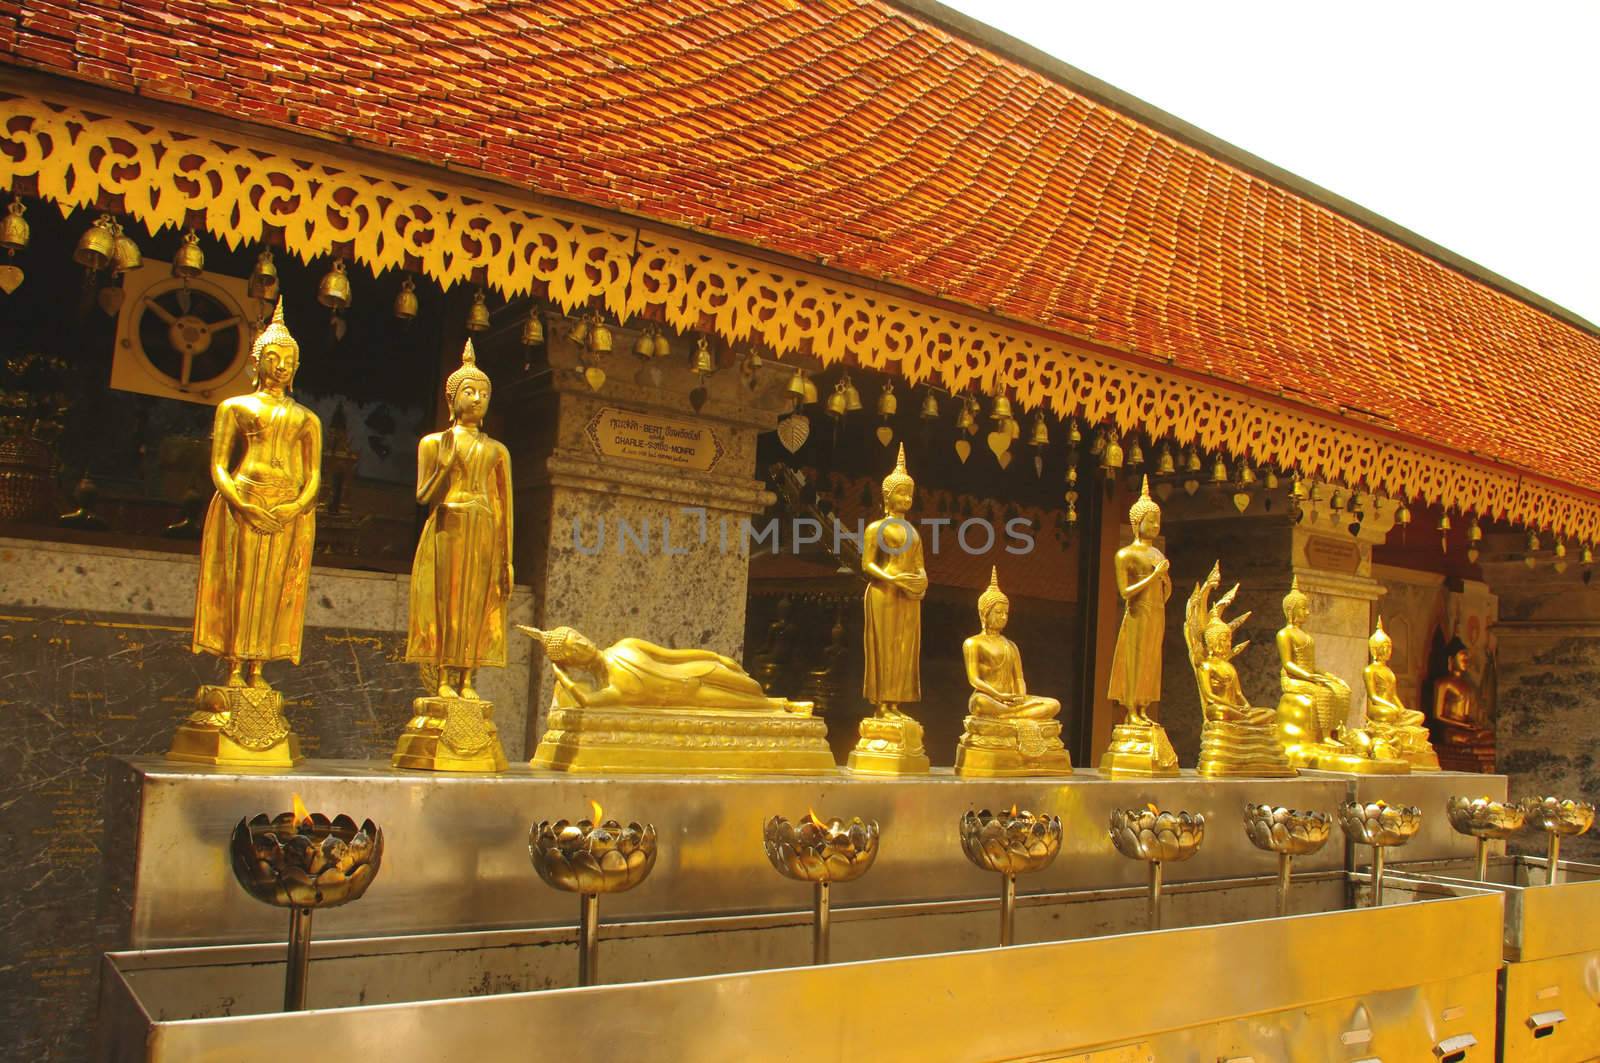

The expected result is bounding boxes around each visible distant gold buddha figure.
[405,338,513,700]
[521,626,812,714]
[1184,563,1293,777]
[955,568,1071,776]
[1275,579,1407,774]
[173,299,320,766]
[391,338,513,773]
[1098,476,1179,776]
[862,443,926,718]
[191,298,322,686]
[1430,637,1495,766]
[849,444,930,774]
[1363,618,1439,771]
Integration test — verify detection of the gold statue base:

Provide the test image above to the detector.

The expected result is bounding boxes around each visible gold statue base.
[1290,745,1410,775]
[393,696,509,773]
[168,685,303,767]
[847,715,931,775]
[1097,720,1181,778]
[1197,722,1296,778]
[531,705,835,775]
[954,716,1072,777]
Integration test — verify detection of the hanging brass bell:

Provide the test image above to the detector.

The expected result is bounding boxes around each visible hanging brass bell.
[691,337,716,375]
[919,389,939,420]
[1155,444,1175,475]
[1583,544,1594,566]
[317,259,351,310]
[634,328,656,358]
[1066,419,1082,445]
[1437,513,1452,533]
[74,214,116,271]
[1102,436,1125,470]
[842,375,862,413]
[787,368,808,400]
[1526,529,1540,552]
[394,276,419,320]
[1065,465,1078,486]
[248,250,279,301]
[1237,461,1256,487]
[110,221,142,274]
[1264,467,1280,490]
[955,399,977,433]
[1184,447,1202,473]
[1065,498,1078,525]
[1126,436,1144,467]
[569,316,591,348]
[803,376,819,405]
[171,229,205,280]
[651,330,672,358]
[520,306,544,345]
[1329,488,1347,509]
[589,318,614,353]
[1396,503,1412,526]
[877,385,897,418]
[1209,455,1228,484]
[826,383,848,418]
[1466,515,1483,543]
[465,289,491,333]
[992,393,1013,423]
[1028,414,1049,447]
[0,198,28,255]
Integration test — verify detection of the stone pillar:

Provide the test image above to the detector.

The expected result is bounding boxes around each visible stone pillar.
[502,321,790,753]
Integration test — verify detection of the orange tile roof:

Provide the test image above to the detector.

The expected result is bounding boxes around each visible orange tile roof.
[5,0,1598,494]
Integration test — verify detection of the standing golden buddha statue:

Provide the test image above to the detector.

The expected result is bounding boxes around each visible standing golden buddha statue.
[1363,618,1440,770]
[1098,476,1180,777]
[1274,579,1407,774]
[171,299,321,767]
[848,444,930,774]
[1183,562,1294,777]
[392,338,512,772]
[954,568,1071,777]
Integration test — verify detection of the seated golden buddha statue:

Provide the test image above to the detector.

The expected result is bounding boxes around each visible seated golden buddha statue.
[1275,579,1408,774]
[520,625,834,774]
[954,569,1071,777]
[1429,636,1496,771]
[1362,618,1439,771]
[1184,563,1293,777]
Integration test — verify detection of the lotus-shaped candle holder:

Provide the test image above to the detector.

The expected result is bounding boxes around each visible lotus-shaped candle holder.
[1338,800,1421,906]
[1518,796,1596,885]
[1243,804,1330,916]
[1108,807,1204,930]
[529,811,658,985]
[1446,797,1526,880]
[763,813,880,963]
[959,808,1063,946]
[229,804,384,1011]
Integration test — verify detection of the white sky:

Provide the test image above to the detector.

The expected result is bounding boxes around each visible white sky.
[940,0,1600,327]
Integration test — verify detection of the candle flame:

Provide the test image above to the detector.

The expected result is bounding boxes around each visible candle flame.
[807,808,828,830]
[1375,799,1387,809]
[291,793,312,829]
[1146,803,1159,814]
[588,799,603,823]
[1008,803,1019,818]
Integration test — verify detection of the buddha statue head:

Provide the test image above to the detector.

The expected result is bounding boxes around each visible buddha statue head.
[881,443,914,515]
[1202,616,1234,658]
[1128,475,1160,539]
[1444,635,1471,676]
[445,338,493,425]
[977,567,1010,632]
[1282,577,1310,626]
[1368,617,1393,664]
[250,299,300,390]
[525,626,602,668]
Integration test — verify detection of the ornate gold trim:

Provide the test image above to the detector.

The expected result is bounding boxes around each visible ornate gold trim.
[4,91,1594,541]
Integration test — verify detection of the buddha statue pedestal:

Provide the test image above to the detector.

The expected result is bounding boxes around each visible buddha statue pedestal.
[392,696,510,773]
[1098,721,1180,778]
[532,705,834,774]
[168,685,302,767]
[955,717,1071,777]
[847,716,931,776]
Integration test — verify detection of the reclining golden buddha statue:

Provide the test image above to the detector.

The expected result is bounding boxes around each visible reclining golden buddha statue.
[520,625,835,774]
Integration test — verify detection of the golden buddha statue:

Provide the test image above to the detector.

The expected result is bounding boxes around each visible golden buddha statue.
[848,444,930,774]
[1183,563,1293,777]
[522,625,834,774]
[1363,618,1440,771]
[392,338,512,772]
[1429,636,1496,771]
[954,568,1072,777]
[1098,476,1179,777]
[1275,579,1407,774]
[171,299,320,767]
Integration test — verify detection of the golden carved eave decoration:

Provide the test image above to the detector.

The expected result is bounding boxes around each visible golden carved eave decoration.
[4,89,1598,543]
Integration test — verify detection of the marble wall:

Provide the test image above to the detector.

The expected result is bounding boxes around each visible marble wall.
[0,535,532,1060]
